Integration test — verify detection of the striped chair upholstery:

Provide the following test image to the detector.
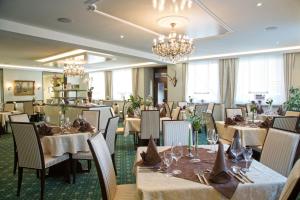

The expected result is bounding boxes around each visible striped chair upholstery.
[171,107,180,120]
[285,111,300,117]
[15,103,24,113]
[163,121,190,146]
[140,110,160,140]
[9,114,30,122]
[225,108,243,119]
[260,128,300,177]
[204,113,217,132]
[98,106,113,133]
[206,103,215,114]
[279,159,300,200]
[4,103,15,112]
[104,117,119,155]
[82,110,100,132]
[272,116,298,132]
[88,133,137,200]
[194,104,207,117]
[23,101,35,116]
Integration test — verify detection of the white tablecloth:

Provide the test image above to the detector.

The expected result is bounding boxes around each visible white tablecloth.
[34,105,45,113]
[135,146,286,200]
[41,132,92,156]
[216,121,267,147]
[0,111,21,127]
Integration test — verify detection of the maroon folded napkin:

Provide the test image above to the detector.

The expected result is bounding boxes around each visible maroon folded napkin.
[209,142,231,184]
[140,136,161,166]
[234,115,244,122]
[225,118,237,126]
[37,123,53,136]
[259,117,272,129]
[72,118,94,132]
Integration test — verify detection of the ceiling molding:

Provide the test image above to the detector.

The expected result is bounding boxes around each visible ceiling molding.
[0,19,161,62]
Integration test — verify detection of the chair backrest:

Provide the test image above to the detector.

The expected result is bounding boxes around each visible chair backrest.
[178,102,187,109]
[171,107,180,120]
[15,103,24,113]
[167,101,174,111]
[260,128,300,177]
[82,110,100,132]
[140,110,160,139]
[9,114,30,122]
[104,117,119,155]
[4,103,15,112]
[164,103,171,118]
[272,116,299,132]
[88,133,117,200]
[225,108,243,119]
[10,122,44,169]
[285,111,300,117]
[23,101,34,115]
[194,104,207,117]
[204,113,218,133]
[279,159,300,200]
[206,103,215,114]
[236,105,248,118]
[163,120,190,146]
[95,107,113,133]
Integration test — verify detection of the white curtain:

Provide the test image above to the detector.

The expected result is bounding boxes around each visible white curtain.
[235,54,285,104]
[112,68,132,100]
[104,71,112,99]
[132,68,139,97]
[182,63,187,100]
[219,58,238,108]
[186,60,220,102]
[283,53,295,99]
[89,71,105,100]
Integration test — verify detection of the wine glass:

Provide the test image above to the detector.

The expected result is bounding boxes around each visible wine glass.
[242,147,253,172]
[231,136,242,163]
[211,130,219,153]
[163,152,173,176]
[207,129,214,153]
[171,144,183,175]
[44,116,50,124]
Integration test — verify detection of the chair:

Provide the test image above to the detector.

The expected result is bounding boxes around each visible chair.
[260,128,300,177]
[103,116,119,174]
[272,116,299,132]
[167,101,174,111]
[163,120,190,146]
[10,122,70,200]
[9,114,30,175]
[236,104,248,118]
[82,110,100,132]
[164,103,172,118]
[206,103,215,114]
[171,107,180,120]
[98,106,113,133]
[139,110,160,145]
[285,111,300,117]
[15,103,24,113]
[194,104,207,117]
[23,101,36,119]
[178,102,187,109]
[225,108,243,119]
[4,103,15,112]
[279,159,300,200]
[87,133,137,200]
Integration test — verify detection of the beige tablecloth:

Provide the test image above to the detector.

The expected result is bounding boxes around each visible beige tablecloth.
[34,105,45,113]
[135,146,286,200]
[0,111,21,127]
[41,132,92,156]
[216,121,267,147]
[124,118,141,136]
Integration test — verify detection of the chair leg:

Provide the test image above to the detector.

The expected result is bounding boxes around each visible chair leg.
[36,170,40,178]
[112,154,117,176]
[40,169,46,200]
[17,167,23,196]
[72,159,77,184]
[87,160,92,172]
[13,152,18,175]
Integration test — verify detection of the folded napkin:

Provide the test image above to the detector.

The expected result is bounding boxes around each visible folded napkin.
[159,106,167,117]
[225,118,237,126]
[37,123,53,136]
[257,106,264,114]
[259,117,272,129]
[277,106,285,116]
[234,115,244,122]
[73,119,95,132]
[226,130,243,160]
[140,136,161,166]
[209,142,231,184]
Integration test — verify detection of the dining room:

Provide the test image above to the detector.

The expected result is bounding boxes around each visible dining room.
[0,0,300,200]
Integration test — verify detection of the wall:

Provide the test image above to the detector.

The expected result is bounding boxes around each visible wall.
[3,68,43,102]
[293,53,300,88]
[136,67,154,99]
[167,63,185,102]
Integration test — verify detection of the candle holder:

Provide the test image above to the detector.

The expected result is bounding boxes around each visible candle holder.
[190,131,201,163]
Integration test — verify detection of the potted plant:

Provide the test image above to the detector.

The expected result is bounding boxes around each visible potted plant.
[144,96,153,110]
[127,106,135,117]
[129,95,143,116]
[284,87,300,111]
[87,87,94,103]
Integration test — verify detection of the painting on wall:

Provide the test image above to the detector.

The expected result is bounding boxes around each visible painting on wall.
[14,80,35,96]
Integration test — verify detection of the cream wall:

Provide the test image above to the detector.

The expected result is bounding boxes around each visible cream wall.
[292,53,300,88]
[136,67,154,99]
[167,63,185,102]
[3,68,43,102]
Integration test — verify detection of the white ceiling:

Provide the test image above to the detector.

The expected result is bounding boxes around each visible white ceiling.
[0,0,300,70]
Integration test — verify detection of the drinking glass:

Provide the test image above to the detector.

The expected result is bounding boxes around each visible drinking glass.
[163,152,173,176]
[207,129,214,153]
[171,144,183,175]
[231,136,242,163]
[44,116,50,124]
[242,147,253,172]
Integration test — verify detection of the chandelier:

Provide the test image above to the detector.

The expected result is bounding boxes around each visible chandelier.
[63,64,85,77]
[152,23,194,63]
[152,0,193,13]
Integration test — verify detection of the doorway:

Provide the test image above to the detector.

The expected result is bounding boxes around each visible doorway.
[153,67,168,106]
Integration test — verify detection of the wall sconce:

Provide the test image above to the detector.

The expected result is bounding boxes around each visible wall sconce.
[37,87,41,90]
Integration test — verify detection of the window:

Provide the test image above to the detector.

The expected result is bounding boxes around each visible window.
[112,68,132,100]
[186,60,220,102]
[89,72,105,100]
[235,54,285,104]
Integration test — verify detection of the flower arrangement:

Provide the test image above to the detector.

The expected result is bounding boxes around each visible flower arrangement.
[266,98,273,106]
[129,95,143,110]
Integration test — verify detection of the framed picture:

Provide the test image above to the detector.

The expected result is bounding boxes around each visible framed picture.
[14,80,35,96]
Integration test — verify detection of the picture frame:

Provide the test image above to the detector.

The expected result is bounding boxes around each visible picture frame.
[14,80,35,96]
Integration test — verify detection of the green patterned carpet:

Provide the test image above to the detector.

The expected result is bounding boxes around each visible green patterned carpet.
[0,131,208,200]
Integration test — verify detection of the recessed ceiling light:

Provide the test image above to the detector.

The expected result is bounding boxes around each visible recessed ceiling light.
[120,35,124,39]
[265,26,278,31]
[57,17,72,23]
[256,2,263,7]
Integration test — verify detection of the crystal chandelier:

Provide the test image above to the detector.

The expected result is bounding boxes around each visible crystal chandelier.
[63,63,85,77]
[152,23,194,63]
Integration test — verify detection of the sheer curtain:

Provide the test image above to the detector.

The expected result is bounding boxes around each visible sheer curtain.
[283,53,295,99]
[186,60,220,102]
[235,54,285,104]
[112,68,132,100]
[89,72,105,100]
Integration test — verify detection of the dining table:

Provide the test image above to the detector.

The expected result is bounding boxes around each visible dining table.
[215,121,268,147]
[135,145,286,200]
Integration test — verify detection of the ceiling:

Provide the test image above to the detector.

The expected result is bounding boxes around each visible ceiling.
[0,0,300,71]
